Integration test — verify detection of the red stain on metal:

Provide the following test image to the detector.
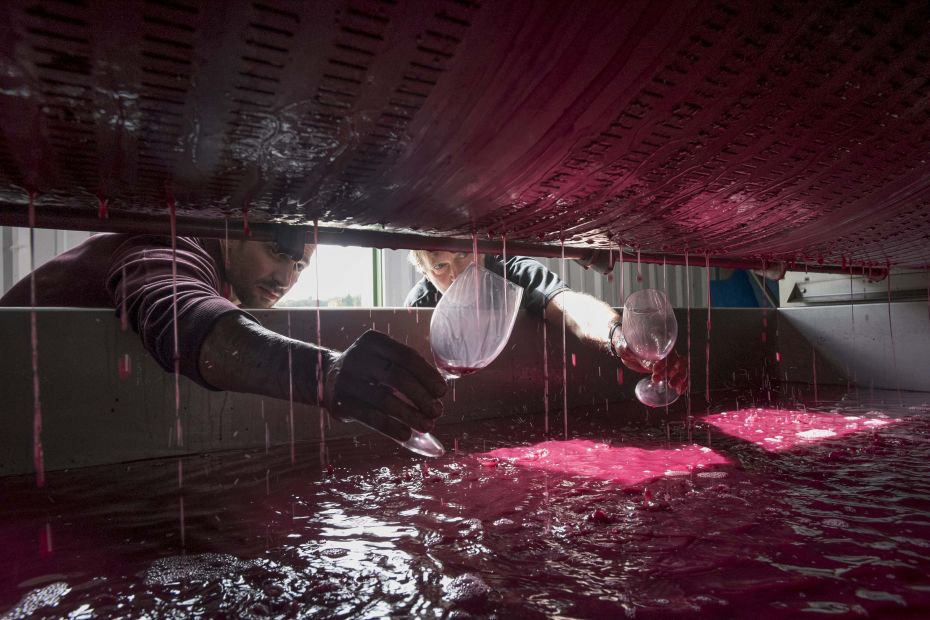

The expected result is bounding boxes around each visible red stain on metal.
[28,191,44,489]
[118,353,132,379]
[39,522,53,558]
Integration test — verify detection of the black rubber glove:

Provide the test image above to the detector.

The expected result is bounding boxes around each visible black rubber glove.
[324,330,447,443]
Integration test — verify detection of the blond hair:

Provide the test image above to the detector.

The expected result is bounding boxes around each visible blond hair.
[408,249,432,274]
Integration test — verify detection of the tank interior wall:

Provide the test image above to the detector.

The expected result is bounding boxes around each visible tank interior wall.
[778,302,930,394]
[1,306,780,476]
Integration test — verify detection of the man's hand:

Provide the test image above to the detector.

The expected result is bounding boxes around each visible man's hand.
[324,330,447,443]
[611,323,689,395]
[573,249,616,276]
[649,349,689,395]
[615,339,651,374]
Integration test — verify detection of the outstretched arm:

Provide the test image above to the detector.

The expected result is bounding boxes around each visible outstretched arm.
[199,315,446,442]
[106,236,446,443]
[544,290,688,393]
[198,313,332,406]
[544,289,621,353]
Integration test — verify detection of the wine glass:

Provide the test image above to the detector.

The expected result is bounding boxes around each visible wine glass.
[384,387,447,457]
[402,430,446,458]
[430,263,523,379]
[622,289,680,407]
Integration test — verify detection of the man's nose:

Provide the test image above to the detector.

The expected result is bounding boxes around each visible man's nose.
[272,262,297,288]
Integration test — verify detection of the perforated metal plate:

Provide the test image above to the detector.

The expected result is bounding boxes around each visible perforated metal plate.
[1,0,929,268]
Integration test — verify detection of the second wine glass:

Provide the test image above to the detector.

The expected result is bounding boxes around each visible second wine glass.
[621,288,680,407]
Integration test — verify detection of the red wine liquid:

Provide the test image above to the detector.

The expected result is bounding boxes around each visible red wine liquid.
[437,363,481,378]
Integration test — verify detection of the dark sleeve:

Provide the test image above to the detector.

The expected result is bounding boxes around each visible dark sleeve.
[486,255,570,317]
[404,277,442,308]
[105,236,250,388]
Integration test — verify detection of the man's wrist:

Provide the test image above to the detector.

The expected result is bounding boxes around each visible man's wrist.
[607,319,651,374]
[607,318,624,358]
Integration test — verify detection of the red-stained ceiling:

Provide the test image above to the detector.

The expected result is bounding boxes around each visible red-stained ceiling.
[0,0,929,268]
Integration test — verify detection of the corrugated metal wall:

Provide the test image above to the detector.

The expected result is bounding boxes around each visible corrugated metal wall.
[537,256,710,310]
[0,227,91,296]
[381,248,710,309]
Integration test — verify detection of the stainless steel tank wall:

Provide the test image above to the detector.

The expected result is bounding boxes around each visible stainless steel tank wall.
[778,302,930,394]
[0,305,839,477]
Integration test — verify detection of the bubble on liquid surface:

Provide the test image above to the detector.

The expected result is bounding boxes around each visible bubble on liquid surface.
[3,582,71,620]
[444,573,491,611]
[144,553,255,586]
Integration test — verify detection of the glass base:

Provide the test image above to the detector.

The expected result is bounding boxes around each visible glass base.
[401,430,446,457]
[635,378,680,408]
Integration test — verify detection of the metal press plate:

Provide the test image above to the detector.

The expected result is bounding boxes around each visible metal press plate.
[0,0,929,267]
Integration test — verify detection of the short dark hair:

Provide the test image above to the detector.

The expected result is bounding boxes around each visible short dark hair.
[272,226,309,262]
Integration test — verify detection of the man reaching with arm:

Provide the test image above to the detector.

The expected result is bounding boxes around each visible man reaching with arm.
[404,250,688,395]
[1,228,445,445]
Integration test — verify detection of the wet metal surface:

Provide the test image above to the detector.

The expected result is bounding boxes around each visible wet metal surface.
[1,1,929,267]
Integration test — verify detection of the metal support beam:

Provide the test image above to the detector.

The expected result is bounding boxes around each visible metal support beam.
[0,203,857,276]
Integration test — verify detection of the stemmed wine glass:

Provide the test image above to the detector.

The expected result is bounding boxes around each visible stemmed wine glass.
[411,263,522,455]
[400,263,523,456]
[430,262,523,380]
[621,289,680,407]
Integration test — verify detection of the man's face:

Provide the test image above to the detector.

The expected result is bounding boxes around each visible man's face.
[224,240,313,308]
[420,251,480,294]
